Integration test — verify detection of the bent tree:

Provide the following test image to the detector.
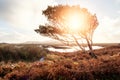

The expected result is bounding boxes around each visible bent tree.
[35,5,99,58]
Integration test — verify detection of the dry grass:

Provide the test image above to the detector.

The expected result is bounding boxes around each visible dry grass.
[0,44,120,80]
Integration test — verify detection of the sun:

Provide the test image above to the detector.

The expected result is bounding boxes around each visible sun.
[69,15,83,29]
[66,13,85,33]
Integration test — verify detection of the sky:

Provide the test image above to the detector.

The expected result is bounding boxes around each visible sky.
[0,0,120,43]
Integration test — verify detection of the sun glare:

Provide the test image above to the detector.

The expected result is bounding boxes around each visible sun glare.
[66,13,84,32]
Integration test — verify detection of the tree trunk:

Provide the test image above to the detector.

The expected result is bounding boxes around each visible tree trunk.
[86,39,97,58]
[72,35,86,53]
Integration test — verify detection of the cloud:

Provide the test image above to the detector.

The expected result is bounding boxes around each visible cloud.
[116,0,120,3]
[0,29,52,43]
[114,0,120,4]
[0,30,24,43]
[0,0,58,43]
[117,11,120,14]
[0,0,12,14]
[0,0,57,30]
[93,16,120,43]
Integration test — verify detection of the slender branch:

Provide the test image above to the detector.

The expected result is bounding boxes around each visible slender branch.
[72,35,86,52]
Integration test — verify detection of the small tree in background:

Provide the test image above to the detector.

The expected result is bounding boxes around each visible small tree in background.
[35,5,99,58]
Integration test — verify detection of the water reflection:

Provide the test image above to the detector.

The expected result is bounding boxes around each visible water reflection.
[47,46,103,52]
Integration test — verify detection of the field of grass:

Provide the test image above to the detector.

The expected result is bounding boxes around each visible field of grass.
[0,43,120,80]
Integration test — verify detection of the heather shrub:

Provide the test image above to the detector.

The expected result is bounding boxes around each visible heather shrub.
[0,45,48,62]
[0,45,120,80]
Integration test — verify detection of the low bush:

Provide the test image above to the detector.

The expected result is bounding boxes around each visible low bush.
[0,45,120,80]
[0,45,48,62]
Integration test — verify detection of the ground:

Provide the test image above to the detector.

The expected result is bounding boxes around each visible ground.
[0,44,120,80]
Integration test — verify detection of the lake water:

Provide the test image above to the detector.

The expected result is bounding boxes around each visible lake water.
[47,46,104,52]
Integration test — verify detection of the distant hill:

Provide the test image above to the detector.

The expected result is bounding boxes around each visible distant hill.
[23,40,65,46]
